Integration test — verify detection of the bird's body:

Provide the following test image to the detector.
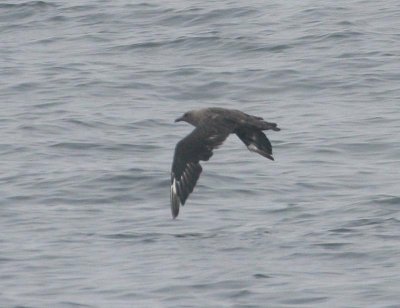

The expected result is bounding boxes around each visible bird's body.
[171,107,280,218]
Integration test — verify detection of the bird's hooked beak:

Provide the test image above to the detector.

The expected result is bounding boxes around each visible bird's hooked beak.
[175,116,184,122]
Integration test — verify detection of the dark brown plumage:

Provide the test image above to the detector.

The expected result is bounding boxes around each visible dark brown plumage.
[171,107,280,218]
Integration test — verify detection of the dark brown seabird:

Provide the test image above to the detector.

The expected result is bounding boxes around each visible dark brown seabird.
[170,107,280,218]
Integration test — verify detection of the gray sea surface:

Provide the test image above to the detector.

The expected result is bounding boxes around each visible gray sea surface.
[1,0,400,307]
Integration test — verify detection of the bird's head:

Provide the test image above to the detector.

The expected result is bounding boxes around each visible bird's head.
[175,110,199,126]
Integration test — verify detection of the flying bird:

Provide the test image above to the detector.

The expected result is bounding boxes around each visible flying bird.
[170,107,280,218]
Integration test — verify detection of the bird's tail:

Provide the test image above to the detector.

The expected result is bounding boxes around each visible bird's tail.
[260,120,280,131]
[245,114,280,132]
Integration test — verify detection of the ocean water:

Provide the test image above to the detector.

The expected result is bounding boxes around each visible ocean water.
[1,0,400,307]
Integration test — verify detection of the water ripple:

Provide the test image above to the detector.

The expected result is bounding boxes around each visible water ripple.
[2,0,400,307]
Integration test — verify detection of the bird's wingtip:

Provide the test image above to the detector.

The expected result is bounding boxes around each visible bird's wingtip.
[171,197,180,218]
[170,178,180,218]
[259,151,274,161]
[171,201,179,219]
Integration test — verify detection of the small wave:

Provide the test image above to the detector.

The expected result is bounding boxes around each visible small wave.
[96,172,147,184]
[9,82,40,91]
[282,296,329,305]
[0,1,55,9]
[372,195,400,205]
[298,30,364,45]
[58,302,93,308]
[314,242,350,249]
[345,218,384,228]
[50,142,102,150]
[103,231,216,242]
[112,36,221,52]
[248,44,292,53]
[253,273,271,279]
[103,232,162,242]
[158,6,259,27]
[62,4,97,13]
[328,228,357,234]
[33,101,65,109]
[324,31,364,40]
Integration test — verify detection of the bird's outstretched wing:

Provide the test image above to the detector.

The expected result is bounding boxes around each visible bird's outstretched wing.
[171,126,230,218]
[235,127,275,160]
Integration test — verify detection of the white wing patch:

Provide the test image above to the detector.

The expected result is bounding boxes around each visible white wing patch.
[208,134,219,141]
[182,170,189,185]
[171,178,177,195]
[248,143,259,152]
